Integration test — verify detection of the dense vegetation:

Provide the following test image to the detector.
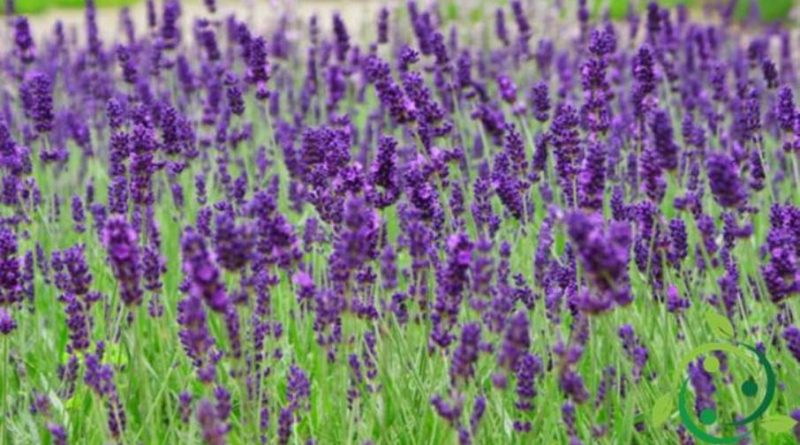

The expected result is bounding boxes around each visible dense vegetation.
[1,0,800,444]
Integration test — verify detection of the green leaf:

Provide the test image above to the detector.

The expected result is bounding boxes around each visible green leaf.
[608,0,629,20]
[651,393,673,427]
[760,414,797,433]
[758,0,794,22]
[468,6,484,24]
[444,1,459,22]
[705,311,734,339]
[106,342,129,368]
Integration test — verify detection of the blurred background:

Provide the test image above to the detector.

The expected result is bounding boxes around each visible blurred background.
[2,0,384,40]
[1,0,796,44]
[1,0,796,22]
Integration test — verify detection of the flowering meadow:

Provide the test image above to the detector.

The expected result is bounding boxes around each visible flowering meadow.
[2,0,800,444]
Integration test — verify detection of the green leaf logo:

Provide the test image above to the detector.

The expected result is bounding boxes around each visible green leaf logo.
[760,414,797,433]
[651,393,673,427]
[705,311,734,339]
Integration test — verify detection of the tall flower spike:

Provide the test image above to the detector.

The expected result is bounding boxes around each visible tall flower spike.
[181,226,229,312]
[776,85,796,133]
[651,109,679,171]
[706,151,746,209]
[0,227,22,307]
[100,215,140,309]
[377,7,389,44]
[783,326,800,364]
[578,142,606,211]
[333,13,350,63]
[177,292,216,381]
[197,398,228,445]
[22,72,54,134]
[14,17,36,64]
[0,308,16,335]
[566,211,633,311]
[450,322,482,385]
[530,81,550,123]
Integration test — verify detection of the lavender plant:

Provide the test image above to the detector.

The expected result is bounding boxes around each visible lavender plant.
[0,1,799,444]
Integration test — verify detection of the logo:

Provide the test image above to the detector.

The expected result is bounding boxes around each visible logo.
[651,312,795,443]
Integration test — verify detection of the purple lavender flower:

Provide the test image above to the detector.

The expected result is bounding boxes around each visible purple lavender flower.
[116,45,137,85]
[689,359,716,417]
[668,218,688,268]
[46,423,68,445]
[666,284,690,313]
[578,142,606,211]
[787,409,800,445]
[377,7,389,44]
[161,0,182,49]
[651,110,679,171]
[0,227,23,306]
[559,369,590,404]
[102,216,143,306]
[776,85,796,134]
[398,45,420,72]
[450,322,481,385]
[197,398,227,445]
[181,226,229,312]
[177,291,216,382]
[618,324,649,382]
[71,195,86,234]
[511,0,531,54]
[706,151,746,208]
[761,204,800,302]
[286,365,311,411]
[129,124,156,207]
[60,293,90,351]
[495,8,510,47]
[566,211,632,311]
[431,232,473,348]
[214,213,253,272]
[368,135,400,209]
[0,308,16,335]
[84,350,126,438]
[784,326,800,364]
[492,152,524,220]
[58,245,93,298]
[496,310,530,375]
[14,17,35,64]
[530,81,550,123]
[430,393,464,427]
[179,391,193,423]
[496,74,518,104]
[333,13,350,63]
[632,46,656,115]
[551,102,581,204]
[224,72,245,116]
[277,407,293,445]
[762,58,778,89]
[515,353,542,411]
[84,0,102,57]
[22,72,54,134]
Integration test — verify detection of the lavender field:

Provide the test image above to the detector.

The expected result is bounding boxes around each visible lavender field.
[1,0,800,444]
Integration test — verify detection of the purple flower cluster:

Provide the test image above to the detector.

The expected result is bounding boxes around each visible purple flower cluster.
[2,1,800,444]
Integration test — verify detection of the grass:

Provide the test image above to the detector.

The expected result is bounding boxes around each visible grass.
[1,2,799,445]
[3,0,137,15]
[3,87,798,444]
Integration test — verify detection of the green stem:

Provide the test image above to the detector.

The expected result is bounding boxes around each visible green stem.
[791,152,800,201]
[2,336,8,445]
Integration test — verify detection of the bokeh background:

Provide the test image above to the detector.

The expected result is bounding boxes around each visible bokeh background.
[2,0,797,23]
